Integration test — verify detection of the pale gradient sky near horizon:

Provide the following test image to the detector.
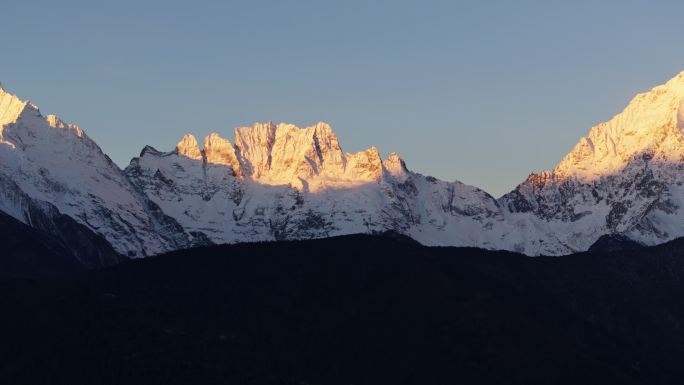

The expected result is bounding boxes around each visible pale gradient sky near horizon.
[3,0,684,197]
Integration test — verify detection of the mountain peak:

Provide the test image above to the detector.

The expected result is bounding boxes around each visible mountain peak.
[139,145,161,157]
[153,122,391,191]
[0,85,29,129]
[383,151,408,179]
[553,70,684,181]
[176,134,203,160]
[203,133,240,175]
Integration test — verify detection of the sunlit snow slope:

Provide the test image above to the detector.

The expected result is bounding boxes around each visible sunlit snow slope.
[125,122,518,249]
[501,71,684,254]
[0,84,194,257]
[3,71,684,257]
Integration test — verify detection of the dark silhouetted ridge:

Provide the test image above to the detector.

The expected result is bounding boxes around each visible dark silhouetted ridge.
[588,234,644,253]
[3,234,684,384]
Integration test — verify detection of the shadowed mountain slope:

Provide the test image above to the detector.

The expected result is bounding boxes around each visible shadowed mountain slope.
[0,210,122,277]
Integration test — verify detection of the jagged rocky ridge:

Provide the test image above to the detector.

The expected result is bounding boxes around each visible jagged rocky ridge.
[124,122,516,249]
[2,71,684,257]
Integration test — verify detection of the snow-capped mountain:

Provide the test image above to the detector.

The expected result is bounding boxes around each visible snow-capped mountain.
[0,84,194,260]
[3,70,684,259]
[125,122,520,249]
[500,71,684,254]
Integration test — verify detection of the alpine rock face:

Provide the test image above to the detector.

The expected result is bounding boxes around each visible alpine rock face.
[0,84,193,260]
[500,71,684,254]
[3,70,684,259]
[124,122,520,249]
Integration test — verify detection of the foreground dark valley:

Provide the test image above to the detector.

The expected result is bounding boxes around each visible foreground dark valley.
[3,233,684,384]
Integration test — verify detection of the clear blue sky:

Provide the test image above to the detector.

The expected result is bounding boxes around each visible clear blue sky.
[3,0,684,196]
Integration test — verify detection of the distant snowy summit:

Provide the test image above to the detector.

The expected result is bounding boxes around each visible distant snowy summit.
[124,120,510,250]
[2,70,684,261]
[502,70,684,253]
[0,83,193,261]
